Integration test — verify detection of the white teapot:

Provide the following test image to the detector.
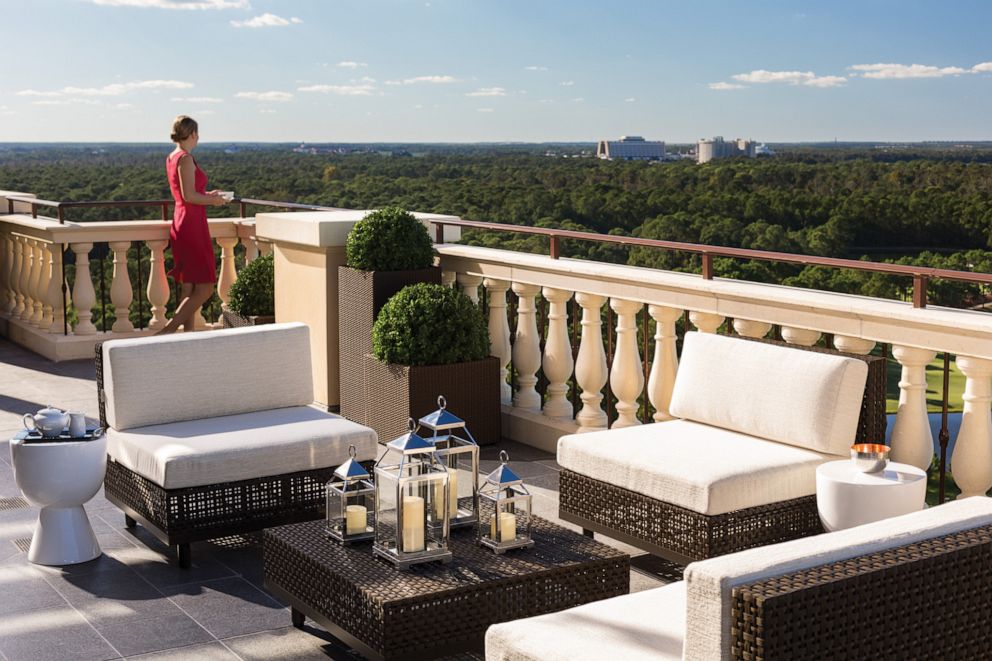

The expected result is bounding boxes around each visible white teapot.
[23,405,70,438]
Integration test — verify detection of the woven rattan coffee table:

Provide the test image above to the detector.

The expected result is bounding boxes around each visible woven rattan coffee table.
[263,516,629,660]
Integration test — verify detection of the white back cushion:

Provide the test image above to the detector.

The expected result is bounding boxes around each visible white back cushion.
[669,332,868,455]
[103,322,314,430]
[683,496,992,661]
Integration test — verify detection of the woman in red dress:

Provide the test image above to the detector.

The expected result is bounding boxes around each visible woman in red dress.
[158,115,228,334]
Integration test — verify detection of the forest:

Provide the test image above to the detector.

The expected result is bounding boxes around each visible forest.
[1,142,991,308]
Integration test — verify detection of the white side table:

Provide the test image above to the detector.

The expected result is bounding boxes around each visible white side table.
[9,431,107,565]
[816,460,927,532]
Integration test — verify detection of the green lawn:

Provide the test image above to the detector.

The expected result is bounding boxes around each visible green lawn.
[885,355,965,415]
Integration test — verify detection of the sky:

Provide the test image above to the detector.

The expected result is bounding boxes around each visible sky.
[1,0,991,143]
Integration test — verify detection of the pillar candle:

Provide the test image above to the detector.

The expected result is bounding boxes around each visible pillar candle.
[433,471,459,519]
[490,512,517,542]
[402,496,425,552]
[345,504,367,535]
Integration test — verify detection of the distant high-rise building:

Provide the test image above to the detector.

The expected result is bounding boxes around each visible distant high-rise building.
[597,136,666,161]
[696,136,756,164]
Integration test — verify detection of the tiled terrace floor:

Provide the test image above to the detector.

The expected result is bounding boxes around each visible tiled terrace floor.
[0,338,665,661]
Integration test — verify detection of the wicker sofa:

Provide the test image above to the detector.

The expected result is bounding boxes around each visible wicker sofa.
[558,332,885,564]
[97,322,378,568]
[488,496,992,661]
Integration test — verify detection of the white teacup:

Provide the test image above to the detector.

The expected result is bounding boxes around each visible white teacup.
[218,191,235,202]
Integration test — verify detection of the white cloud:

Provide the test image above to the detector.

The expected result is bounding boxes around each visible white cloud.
[235,90,293,102]
[171,96,223,103]
[559,80,574,86]
[571,97,584,102]
[386,75,459,85]
[524,65,548,71]
[624,97,636,102]
[259,109,277,114]
[708,82,746,90]
[91,0,248,8]
[849,63,966,79]
[112,103,133,109]
[298,84,375,96]
[18,80,193,98]
[193,108,215,114]
[731,70,846,87]
[973,62,992,73]
[33,98,102,106]
[0,106,13,115]
[466,87,506,97]
[337,61,368,69]
[476,108,494,112]
[231,13,302,28]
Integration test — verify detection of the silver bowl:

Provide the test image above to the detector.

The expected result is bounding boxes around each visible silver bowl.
[850,443,890,473]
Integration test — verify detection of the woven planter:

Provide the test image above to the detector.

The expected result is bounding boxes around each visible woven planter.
[222,310,275,328]
[363,354,501,445]
[338,266,441,425]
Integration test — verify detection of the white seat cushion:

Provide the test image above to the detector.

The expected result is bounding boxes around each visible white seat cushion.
[557,420,835,515]
[485,582,685,661]
[102,323,314,431]
[683,496,992,661]
[669,332,868,456]
[106,405,378,489]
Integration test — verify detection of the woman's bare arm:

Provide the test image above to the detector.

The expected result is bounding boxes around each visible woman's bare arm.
[177,155,226,206]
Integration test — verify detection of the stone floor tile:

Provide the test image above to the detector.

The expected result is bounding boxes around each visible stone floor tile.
[0,605,121,661]
[0,555,68,616]
[223,625,355,660]
[91,611,215,658]
[124,641,238,661]
[101,544,236,589]
[161,576,288,639]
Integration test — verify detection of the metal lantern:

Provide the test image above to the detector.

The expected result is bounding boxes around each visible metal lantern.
[478,451,534,554]
[326,445,375,544]
[373,419,453,569]
[417,395,480,530]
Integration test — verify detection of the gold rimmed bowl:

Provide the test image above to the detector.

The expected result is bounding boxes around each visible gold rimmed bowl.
[850,443,890,473]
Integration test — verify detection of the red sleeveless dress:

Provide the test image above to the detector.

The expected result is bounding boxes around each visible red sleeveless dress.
[166,150,217,284]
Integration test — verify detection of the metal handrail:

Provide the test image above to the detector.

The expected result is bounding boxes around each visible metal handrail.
[432,217,992,308]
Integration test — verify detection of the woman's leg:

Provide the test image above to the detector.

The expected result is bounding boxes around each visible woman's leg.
[156,282,214,335]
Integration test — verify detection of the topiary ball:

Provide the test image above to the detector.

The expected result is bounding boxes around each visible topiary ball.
[227,253,274,316]
[372,283,490,366]
[345,207,435,271]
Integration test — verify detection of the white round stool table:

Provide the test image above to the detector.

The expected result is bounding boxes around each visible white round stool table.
[9,431,107,565]
[816,460,927,532]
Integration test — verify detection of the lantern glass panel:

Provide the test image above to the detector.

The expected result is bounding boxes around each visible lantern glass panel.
[326,477,375,543]
[427,434,479,528]
[478,482,534,553]
[374,453,452,568]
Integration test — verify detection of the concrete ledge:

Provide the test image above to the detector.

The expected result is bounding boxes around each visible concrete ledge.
[501,404,579,454]
[1,315,151,362]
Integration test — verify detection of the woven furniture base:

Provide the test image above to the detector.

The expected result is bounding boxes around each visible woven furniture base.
[731,523,992,660]
[264,516,629,661]
[104,458,333,546]
[221,310,275,328]
[363,354,501,445]
[559,469,822,565]
[338,266,441,426]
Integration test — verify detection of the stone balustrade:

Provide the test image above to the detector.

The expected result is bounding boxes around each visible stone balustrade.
[0,205,262,360]
[437,243,992,498]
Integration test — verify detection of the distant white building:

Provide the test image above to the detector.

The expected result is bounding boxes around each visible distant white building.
[597,136,666,161]
[697,136,756,164]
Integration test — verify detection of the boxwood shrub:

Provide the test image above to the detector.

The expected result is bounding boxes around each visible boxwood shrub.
[227,253,274,316]
[345,207,435,271]
[372,283,490,366]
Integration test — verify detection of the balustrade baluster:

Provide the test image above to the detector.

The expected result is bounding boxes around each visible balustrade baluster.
[38,242,53,329]
[18,236,34,321]
[648,305,682,421]
[574,292,608,431]
[28,240,45,326]
[732,319,773,339]
[541,287,574,419]
[2,232,14,314]
[780,326,822,346]
[833,335,876,355]
[109,241,134,332]
[688,310,724,334]
[511,282,542,412]
[457,273,483,304]
[441,271,457,289]
[11,236,24,317]
[145,240,170,331]
[47,247,65,334]
[950,356,992,498]
[609,298,644,429]
[242,236,259,263]
[483,279,512,405]
[216,237,239,311]
[70,243,97,335]
[258,240,273,257]
[889,345,937,470]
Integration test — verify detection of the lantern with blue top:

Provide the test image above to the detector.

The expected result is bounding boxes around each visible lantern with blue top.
[478,451,534,554]
[417,395,480,530]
